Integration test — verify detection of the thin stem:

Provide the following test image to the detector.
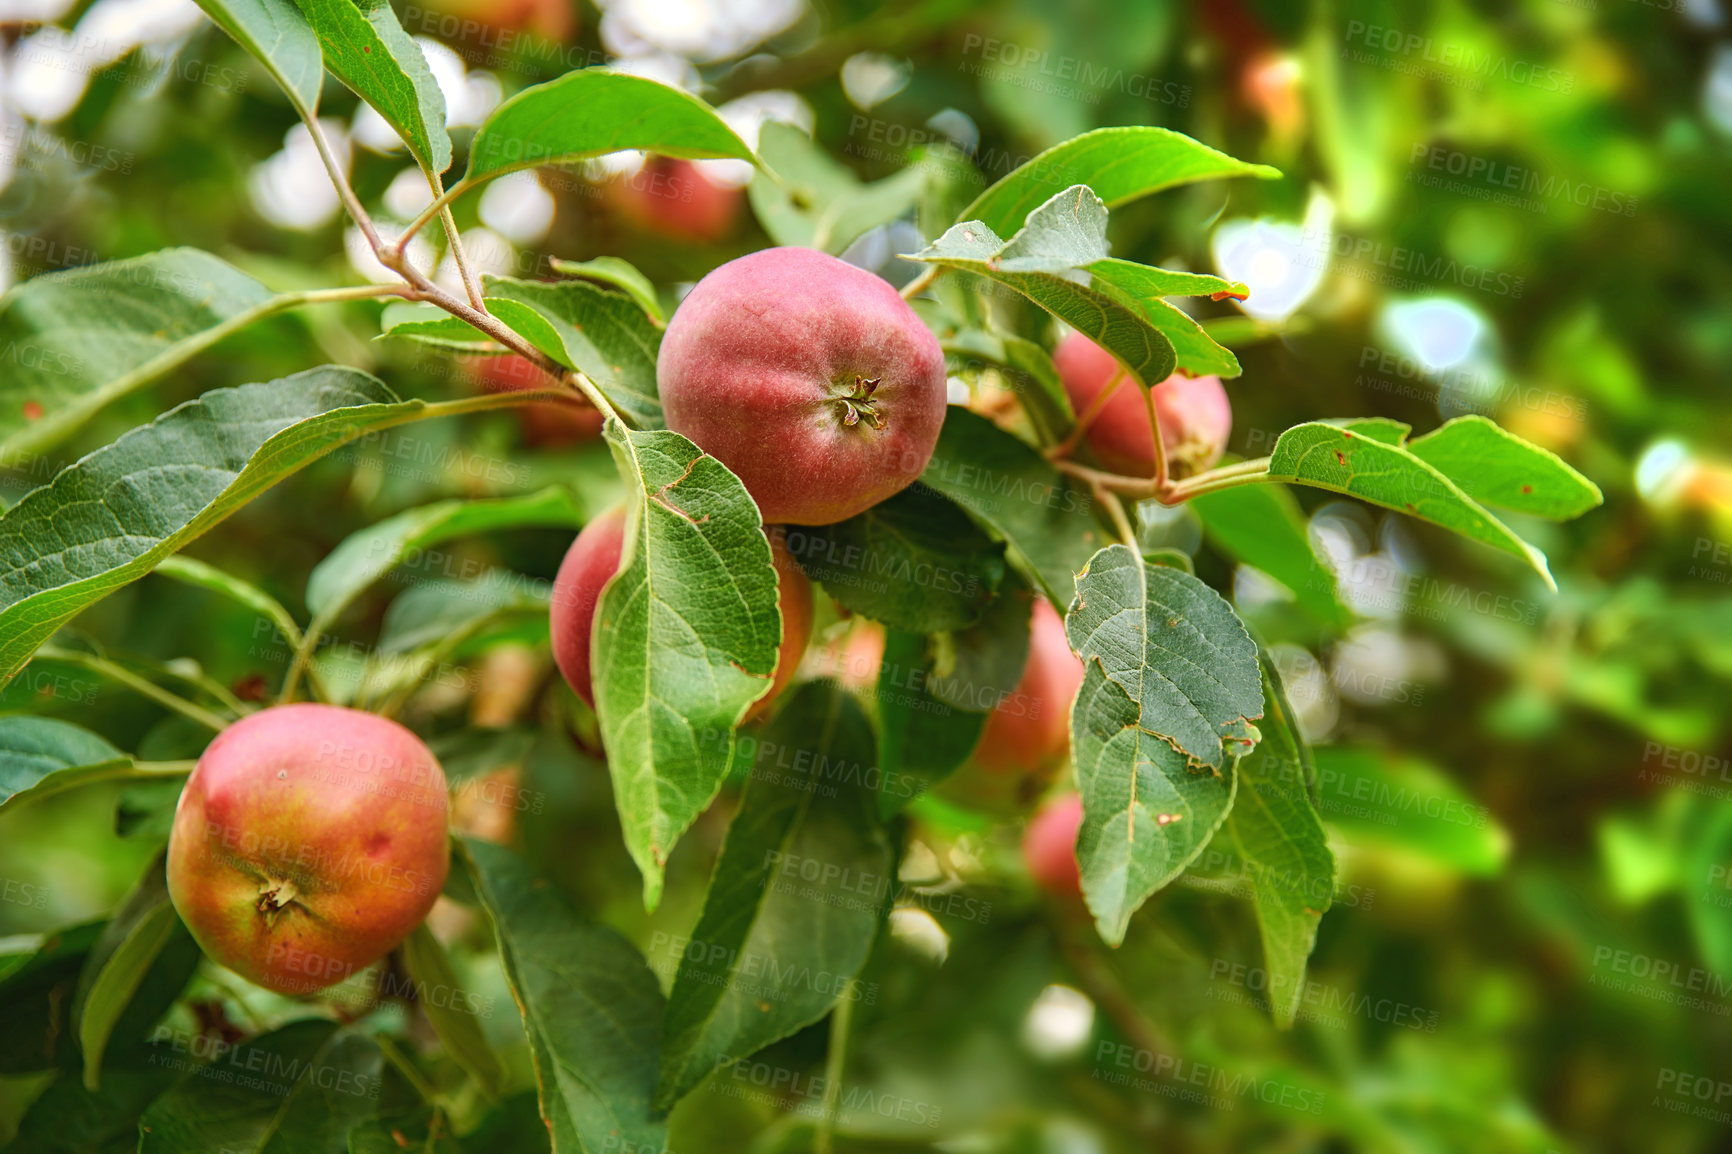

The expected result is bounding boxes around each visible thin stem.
[1048,364,1130,461]
[437,200,486,313]
[376,1035,441,1104]
[1141,376,1169,491]
[304,116,381,252]
[814,995,855,1154]
[899,265,940,300]
[1099,489,1138,549]
[1157,457,1272,503]
[1054,459,1159,500]
[395,178,470,255]
[277,387,580,705]
[38,647,230,732]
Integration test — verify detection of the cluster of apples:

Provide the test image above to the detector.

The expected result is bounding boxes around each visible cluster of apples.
[163,246,1233,993]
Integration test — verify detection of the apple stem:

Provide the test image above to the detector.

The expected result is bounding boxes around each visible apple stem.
[256,878,299,916]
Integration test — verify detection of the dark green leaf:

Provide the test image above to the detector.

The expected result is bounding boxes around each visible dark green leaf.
[919,409,1103,609]
[0,716,133,813]
[1191,484,1352,630]
[657,682,892,1108]
[1065,545,1264,769]
[5,1050,180,1154]
[0,922,104,1074]
[462,839,666,1154]
[787,485,1005,633]
[0,250,276,464]
[138,1020,387,1152]
[399,924,503,1099]
[1225,657,1335,1028]
[0,367,420,687]
[876,631,990,816]
[548,257,665,325]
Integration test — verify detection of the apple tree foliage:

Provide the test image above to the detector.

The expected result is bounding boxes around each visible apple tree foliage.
[0,0,1603,1149]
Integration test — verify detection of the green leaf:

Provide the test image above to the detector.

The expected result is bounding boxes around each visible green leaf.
[0,249,277,464]
[484,276,663,428]
[912,187,1176,388]
[190,0,323,117]
[348,1107,464,1154]
[1191,483,1352,630]
[876,630,991,816]
[1065,545,1264,770]
[155,555,304,650]
[138,1020,387,1152]
[1225,657,1335,1028]
[919,408,1104,610]
[74,857,194,1089]
[1085,259,1244,378]
[748,122,925,254]
[548,256,666,325]
[0,367,419,688]
[959,126,1280,237]
[1405,414,1603,519]
[400,923,503,1099]
[0,716,134,812]
[594,422,783,909]
[787,486,1005,633]
[378,302,501,353]
[0,922,105,1074]
[461,839,666,1154]
[305,487,583,626]
[1071,661,1236,947]
[656,682,892,1108]
[1311,747,1509,875]
[929,570,1035,714]
[5,1048,180,1153]
[466,68,752,183]
[941,329,1076,447]
[377,573,547,655]
[1266,419,1559,588]
[292,0,451,175]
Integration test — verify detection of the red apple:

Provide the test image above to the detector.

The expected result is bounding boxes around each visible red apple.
[806,619,887,690]
[972,598,1086,776]
[1053,332,1232,479]
[1023,794,1084,898]
[471,354,604,447]
[658,247,948,525]
[550,507,813,716]
[166,704,450,995]
[607,156,742,244]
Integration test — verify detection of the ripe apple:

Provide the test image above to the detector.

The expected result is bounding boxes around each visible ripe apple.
[658,247,948,525]
[470,354,604,447]
[166,704,450,995]
[1023,793,1084,898]
[1053,332,1232,478]
[607,156,742,244]
[972,598,1086,776]
[550,506,813,716]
